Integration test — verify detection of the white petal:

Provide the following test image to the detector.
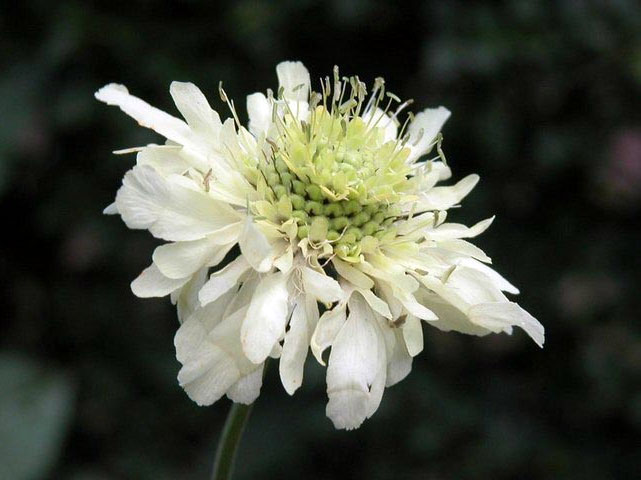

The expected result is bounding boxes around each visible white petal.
[395,290,438,321]
[444,266,508,306]
[437,239,492,263]
[310,304,347,366]
[174,318,239,405]
[153,238,231,279]
[332,258,374,290]
[458,258,520,294]
[427,216,494,241]
[407,107,451,162]
[325,294,387,430]
[418,289,492,336]
[241,271,291,364]
[357,288,392,319]
[246,92,272,137]
[95,84,203,152]
[136,146,191,176]
[103,202,118,214]
[386,329,412,387]
[226,364,264,404]
[115,165,240,241]
[402,314,424,357]
[362,107,398,143]
[301,266,343,304]
[276,61,310,101]
[273,245,294,273]
[199,256,251,306]
[239,217,274,272]
[279,298,311,394]
[169,81,222,136]
[172,267,209,323]
[416,174,480,212]
[469,302,544,347]
[131,262,189,298]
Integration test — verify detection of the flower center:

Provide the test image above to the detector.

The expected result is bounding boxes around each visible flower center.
[250,72,418,262]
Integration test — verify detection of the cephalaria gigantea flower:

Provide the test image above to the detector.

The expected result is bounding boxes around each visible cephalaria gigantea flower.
[97,61,544,430]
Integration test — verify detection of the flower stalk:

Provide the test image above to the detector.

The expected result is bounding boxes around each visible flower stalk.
[211,402,254,480]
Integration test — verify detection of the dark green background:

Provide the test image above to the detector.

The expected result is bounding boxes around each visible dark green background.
[2,1,640,479]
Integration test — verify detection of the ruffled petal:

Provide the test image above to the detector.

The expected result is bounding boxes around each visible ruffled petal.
[115,165,240,241]
[301,266,343,304]
[469,302,544,347]
[279,296,318,394]
[169,81,222,137]
[246,92,272,137]
[241,271,291,364]
[325,293,387,430]
[406,107,451,163]
[276,61,310,102]
[131,262,189,298]
[199,256,251,306]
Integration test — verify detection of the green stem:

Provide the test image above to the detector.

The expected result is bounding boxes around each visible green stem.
[210,402,254,480]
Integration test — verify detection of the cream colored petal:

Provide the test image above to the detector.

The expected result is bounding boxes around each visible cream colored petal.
[136,146,191,176]
[95,84,204,152]
[301,266,343,304]
[279,298,311,395]
[115,165,240,241]
[239,217,274,272]
[332,258,374,290]
[246,92,272,137]
[310,303,347,366]
[276,61,310,101]
[199,256,251,306]
[385,329,412,387]
[226,364,264,404]
[103,202,118,215]
[362,107,398,143]
[469,302,544,347]
[402,314,424,357]
[416,174,480,212]
[131,262,189,298]
[406,107,451,163]
[458,258,520,294]
[357,288,392,319]
[169,81,222,137]
[241,271,291,364]
[427,217,494,241]
[325,294,387,430]
[153,238,231,279]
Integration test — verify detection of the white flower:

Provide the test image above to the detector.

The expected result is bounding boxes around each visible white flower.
[97,60,544,430]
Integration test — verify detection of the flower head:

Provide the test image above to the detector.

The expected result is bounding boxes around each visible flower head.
[97,61,543,430]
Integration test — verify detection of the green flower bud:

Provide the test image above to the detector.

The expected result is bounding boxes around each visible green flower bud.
[305,200,324,215]
[352,211,370,227]
[297,225,309,238]
[331,216,350,231]
[324,203,344,218]
[345,226,363,241]
[309,216,329,242]
[306,184,324,202]
[327,230,340,241]
[293,180,306,196]
[275,158,289,173]
[291,210,309,224]
[361,221,378,236]
[290,194,305,210]
[273,185,287,199]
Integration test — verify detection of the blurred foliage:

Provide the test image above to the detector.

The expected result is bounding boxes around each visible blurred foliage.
[1,0,640,479]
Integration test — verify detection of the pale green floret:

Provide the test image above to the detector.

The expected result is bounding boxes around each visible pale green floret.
[250,75,426,261]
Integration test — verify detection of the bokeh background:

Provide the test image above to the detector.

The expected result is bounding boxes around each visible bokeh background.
[2,1,641,479]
